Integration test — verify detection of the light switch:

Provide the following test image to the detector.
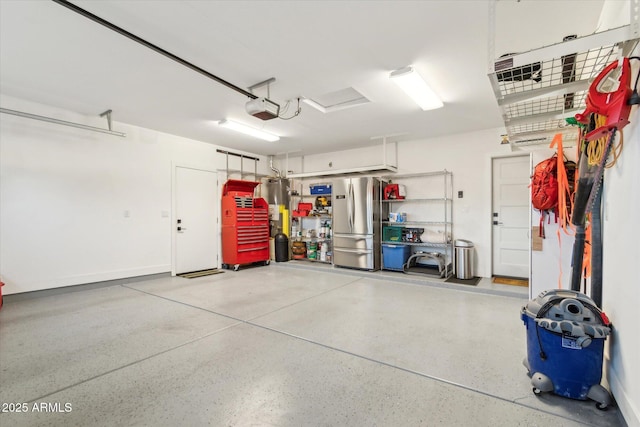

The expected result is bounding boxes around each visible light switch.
[161,210,169,218]
[124,210,130,218]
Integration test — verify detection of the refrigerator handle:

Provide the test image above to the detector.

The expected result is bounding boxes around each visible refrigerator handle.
[346,183,350,231]
[348,182,354,231]
[367,178,373,232]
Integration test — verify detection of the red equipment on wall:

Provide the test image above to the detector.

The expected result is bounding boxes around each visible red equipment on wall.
[574,57,632,141]
[221,180,270,271]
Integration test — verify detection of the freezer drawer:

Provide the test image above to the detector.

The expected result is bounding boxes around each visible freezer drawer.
[333,234,374,251]
[333,247,376,270]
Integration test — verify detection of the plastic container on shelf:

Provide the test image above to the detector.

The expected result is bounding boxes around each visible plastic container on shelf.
[320,241,328,262]
[383,226,404,242]
[310,184,331,195]
[382,244,411,271]
[389,212,407,223]
[307,241,318,259]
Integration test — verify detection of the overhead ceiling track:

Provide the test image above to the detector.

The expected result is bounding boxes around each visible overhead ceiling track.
[0,107,126,137]
[51,0,257,100]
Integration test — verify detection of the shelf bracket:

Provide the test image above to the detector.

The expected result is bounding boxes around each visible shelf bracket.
[99,109,113,131]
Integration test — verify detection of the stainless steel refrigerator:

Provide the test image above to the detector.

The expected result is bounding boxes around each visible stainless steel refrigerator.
[332,177,385,270]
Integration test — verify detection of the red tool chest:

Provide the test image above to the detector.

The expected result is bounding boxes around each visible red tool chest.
[221,180,270,271]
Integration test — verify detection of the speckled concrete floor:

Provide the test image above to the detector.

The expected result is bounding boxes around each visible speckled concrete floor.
[0,264,625,426]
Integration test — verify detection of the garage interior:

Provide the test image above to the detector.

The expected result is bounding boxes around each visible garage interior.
[1,1,639,426]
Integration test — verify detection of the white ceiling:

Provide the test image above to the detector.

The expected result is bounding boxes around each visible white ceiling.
[0,0,605,156]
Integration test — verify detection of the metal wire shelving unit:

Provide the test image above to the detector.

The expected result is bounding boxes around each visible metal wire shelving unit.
[488,20,639,148]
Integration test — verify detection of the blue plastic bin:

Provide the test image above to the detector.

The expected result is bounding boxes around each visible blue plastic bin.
[382,244,411,271]
[521,290,612,408]
[310,184,331,195]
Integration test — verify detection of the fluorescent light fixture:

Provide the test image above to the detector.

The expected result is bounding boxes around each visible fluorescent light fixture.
[217,119,280,142]
[389,66,443,110]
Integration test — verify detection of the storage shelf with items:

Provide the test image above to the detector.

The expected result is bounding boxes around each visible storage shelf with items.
[290,181,333,264]
[380,171,454,278]
[487,23,639,149]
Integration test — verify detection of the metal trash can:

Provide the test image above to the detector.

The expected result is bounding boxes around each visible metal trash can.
[454,239,474,279]
[521,290,612,409]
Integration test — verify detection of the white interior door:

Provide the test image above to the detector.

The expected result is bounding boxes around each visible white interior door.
[175,166,218,274]
[492,155,530,278]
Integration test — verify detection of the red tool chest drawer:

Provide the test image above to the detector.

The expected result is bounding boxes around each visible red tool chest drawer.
[221,180,270,270]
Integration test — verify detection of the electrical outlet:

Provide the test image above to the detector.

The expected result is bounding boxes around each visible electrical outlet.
[458,191,463,198]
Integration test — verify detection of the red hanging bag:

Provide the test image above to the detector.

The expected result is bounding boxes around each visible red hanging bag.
[531,155,559,237]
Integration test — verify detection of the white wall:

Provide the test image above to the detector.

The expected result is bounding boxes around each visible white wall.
[595,3,638,423]
[0,95,268,295]
[601,55,640,425]
[281,128,514,278]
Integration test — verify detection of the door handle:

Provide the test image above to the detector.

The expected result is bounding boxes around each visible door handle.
[177,226,187,231]
[492,221,503,226]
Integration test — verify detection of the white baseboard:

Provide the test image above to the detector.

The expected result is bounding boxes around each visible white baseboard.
[3,265,171,295]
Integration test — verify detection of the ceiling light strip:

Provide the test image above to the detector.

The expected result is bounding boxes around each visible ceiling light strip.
[218,120,280,142]
[390,66,443,110]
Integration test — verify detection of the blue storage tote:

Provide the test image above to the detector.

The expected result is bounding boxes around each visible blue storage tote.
[310,183,331,195]
[382,244,411,271]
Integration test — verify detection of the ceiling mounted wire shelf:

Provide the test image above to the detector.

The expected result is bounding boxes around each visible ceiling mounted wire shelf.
[508,128,580,148]
[503,91,588,121]
[488,25,639,148]
[510,119,575,135]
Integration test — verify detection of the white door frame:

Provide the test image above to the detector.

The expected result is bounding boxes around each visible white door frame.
[171,162,220,276]
[485,151,532,282]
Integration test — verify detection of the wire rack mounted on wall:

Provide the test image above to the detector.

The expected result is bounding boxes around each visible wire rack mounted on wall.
[488,25,639,148]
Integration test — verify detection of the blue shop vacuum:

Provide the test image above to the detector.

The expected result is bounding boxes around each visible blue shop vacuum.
[521,289,612,409]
